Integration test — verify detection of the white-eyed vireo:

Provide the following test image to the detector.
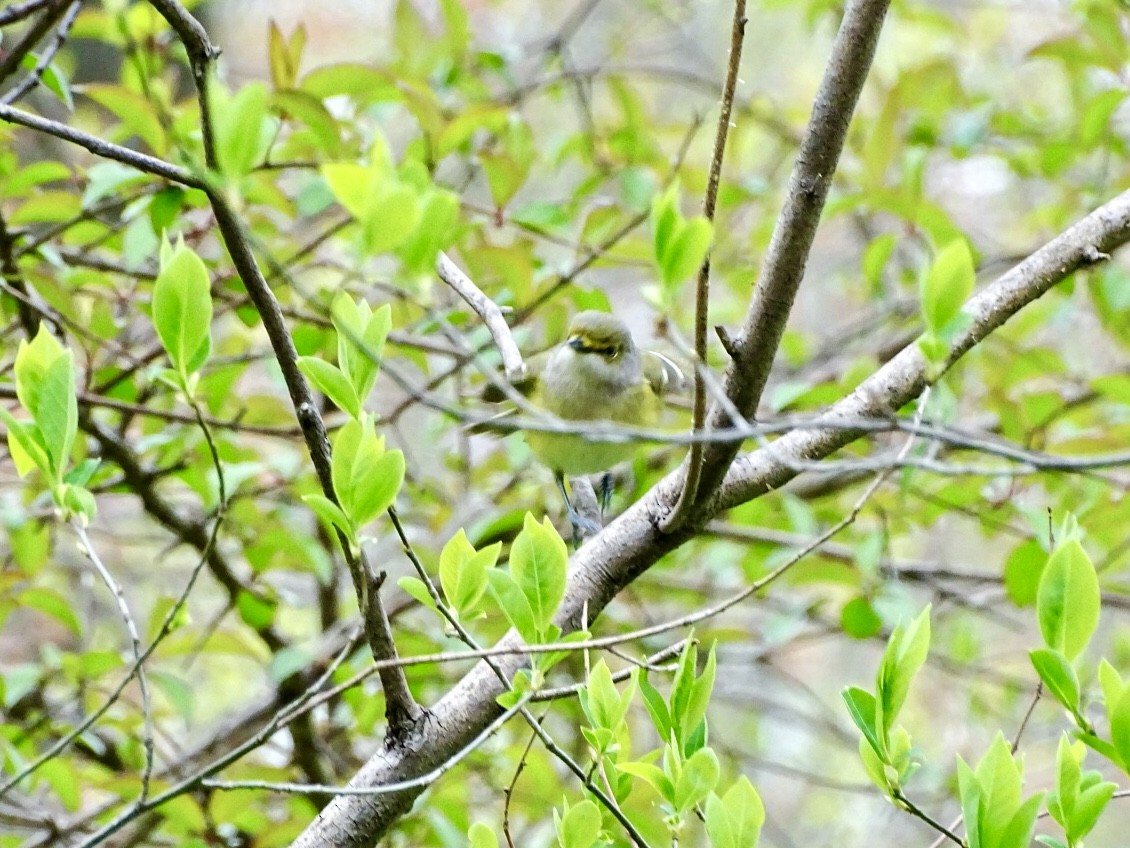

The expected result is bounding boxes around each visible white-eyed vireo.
[483,311,683,539]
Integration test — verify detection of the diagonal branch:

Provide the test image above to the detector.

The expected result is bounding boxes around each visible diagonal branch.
[289,183,1130,848]
[687,0,893,516]
[144,0,420,733]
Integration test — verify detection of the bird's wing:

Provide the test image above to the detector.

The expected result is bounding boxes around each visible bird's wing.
[480,349,550,403]
[466,406,520,435]
[643,350,688,396]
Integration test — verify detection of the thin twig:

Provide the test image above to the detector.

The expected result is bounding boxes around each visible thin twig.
[73,523,154,802]
[695,0,893,504]
[661,0,747,533]
[0,0,81,105]
[436,251,525,381]
[0,102,205,188]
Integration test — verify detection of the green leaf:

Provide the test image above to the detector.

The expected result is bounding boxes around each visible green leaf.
[661,216,713,289]
[1049,734,1080,830]
[487,569,538,643]
[322,162,373,220]
[398,188,459,274]
[468,821,499,848]
[236,590,277,630]
[556,799,601,848]
[1071,779,1116,841]
[705,777,764,848]
[956,757,984,848]
[348,443,404,529]
[59,484,97,523]
[298,356,361,418]
[508,514,567,636]
[152,238,213,380]
[33,351,77,477]
[20,587,82,635]
[1030,648,1081,718]
[397,576,438,611]
[842,686,883,758]
[15,325,65,425]
[998,793,1044,848]
[330,418,364,519]
[1037,539,1100,660]
[212,80,270,178]
[651,185,679,266]
[582,660,626,732]
[1003,539,1046,607]
[972,734,1023,848]
[1109,689,1130,771]
[862,233,897,292]
[638,668,672,739]
[841,595,883,638]
[302,493,351,538]
[675,747,720,813]
[920,239,974,334]
[439,530,497,617]
[0,408,51,478]
[682,643,717,745]
[361,181,421,255]
[876,605,931,741]
[617,761,675,804]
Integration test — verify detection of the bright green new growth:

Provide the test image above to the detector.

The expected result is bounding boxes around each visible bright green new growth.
[0,325,92,522]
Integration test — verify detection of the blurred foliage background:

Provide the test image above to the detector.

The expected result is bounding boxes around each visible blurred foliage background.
[4,0,1130,846]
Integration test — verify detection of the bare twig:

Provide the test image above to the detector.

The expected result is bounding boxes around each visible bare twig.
[0,0,70,84]
[0,102,206,188]
[1,0,81,105]
[691,0,893,513]
[661,0,747,533]
[73,523,155,802]
[436,251,525,381]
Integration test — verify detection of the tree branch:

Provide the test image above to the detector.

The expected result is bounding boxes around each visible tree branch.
[289,184,1130,848]
[689,0,892,514]
[661,0,747,531]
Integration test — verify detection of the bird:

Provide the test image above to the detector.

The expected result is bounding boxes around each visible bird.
[480,311,684,544]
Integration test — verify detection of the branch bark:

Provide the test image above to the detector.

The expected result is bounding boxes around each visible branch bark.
[689,0,893,513]
[290,185,1130,848]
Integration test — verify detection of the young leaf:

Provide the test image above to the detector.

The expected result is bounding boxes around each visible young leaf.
[439,530,497,617]
[674,747,720,814]
[920,239,974,334]
[152,238,213,381]
[842,687,883,758]
[556,799,601,848]
[302,494,351,538]
[468,822,499,848]
[1029,648,1082,719]
[508,514,567,636]
[705,777,764,848]
[33,349,77,477]
[212,81,270,179]
[487,569,538,643]
[1037,539,1100,660]
[876,605,931,740]
[297,356,360,418]
[347,443,404,529]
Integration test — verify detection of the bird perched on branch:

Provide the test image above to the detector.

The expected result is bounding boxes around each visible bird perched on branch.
[481,311,684,544]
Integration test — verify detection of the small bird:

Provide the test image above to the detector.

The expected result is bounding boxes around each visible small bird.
[481,311,683,543]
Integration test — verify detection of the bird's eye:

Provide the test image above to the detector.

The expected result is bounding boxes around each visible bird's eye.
[606,348,620,360]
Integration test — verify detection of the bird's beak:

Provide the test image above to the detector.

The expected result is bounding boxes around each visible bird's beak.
[567,336,587,352]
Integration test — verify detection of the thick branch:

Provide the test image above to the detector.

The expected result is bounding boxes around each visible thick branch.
[691,0,892,508]
[290,186,1130,848]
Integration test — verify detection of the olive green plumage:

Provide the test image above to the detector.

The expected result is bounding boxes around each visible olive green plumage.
[480,312,683,540]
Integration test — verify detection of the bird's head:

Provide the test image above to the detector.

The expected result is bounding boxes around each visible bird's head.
[550,311,641,392]
[564,311,636,361]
